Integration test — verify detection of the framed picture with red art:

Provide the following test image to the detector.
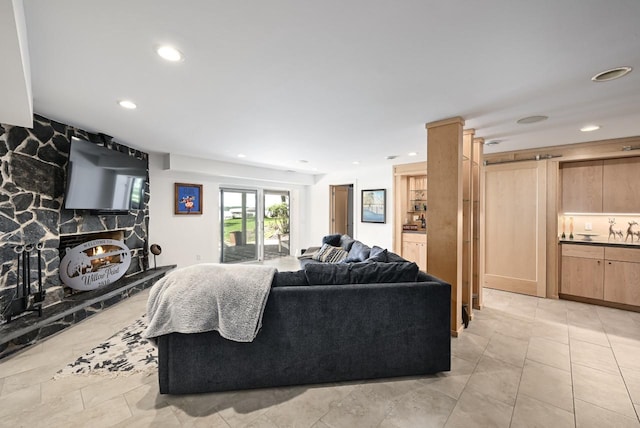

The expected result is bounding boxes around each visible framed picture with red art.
[175,183,203,215]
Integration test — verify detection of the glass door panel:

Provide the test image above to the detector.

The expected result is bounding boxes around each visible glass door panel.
[220,188,257,263]
[263,191,290,260]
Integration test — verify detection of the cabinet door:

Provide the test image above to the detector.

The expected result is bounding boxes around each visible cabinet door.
[604,260,640,306]
[561,160,603,213]
[402,241,420,265]
[561,256,604,299]
[402,234,427,272]
[603,157,640,213]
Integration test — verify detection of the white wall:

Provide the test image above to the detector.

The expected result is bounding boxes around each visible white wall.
[147,153,309,269]
[302,164,395,251]
[148,154,396,269]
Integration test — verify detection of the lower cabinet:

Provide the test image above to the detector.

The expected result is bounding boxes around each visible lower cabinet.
[561,244,640,308]
[402,233,427,272]
[561,255,604,300]
[604,247,640,306]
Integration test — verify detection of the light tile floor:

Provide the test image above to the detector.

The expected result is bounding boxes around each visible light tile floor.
[1,257,640,427]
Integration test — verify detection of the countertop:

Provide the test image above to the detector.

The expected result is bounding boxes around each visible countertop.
[559,239,640,249]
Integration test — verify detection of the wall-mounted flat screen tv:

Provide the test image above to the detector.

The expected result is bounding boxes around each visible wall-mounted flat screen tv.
[64,136,148,211]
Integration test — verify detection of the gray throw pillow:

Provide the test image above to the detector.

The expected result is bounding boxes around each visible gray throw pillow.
[344,240,371,263]
[366,246,388,262]
[339,235,356,251]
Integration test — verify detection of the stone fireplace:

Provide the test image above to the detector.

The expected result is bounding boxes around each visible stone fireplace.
[0,114,150,323]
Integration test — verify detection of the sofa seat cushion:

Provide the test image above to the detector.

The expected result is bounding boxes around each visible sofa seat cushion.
[312,243,348,263]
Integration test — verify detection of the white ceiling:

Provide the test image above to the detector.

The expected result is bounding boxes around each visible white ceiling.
[5,1,640,174]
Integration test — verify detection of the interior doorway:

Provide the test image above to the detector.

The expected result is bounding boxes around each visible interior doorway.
[330,184,354,236]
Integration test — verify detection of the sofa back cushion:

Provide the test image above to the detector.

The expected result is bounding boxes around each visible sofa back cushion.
[304,263,351,285]
[321,234,342,247]
[272,270,309,287]
[304,261,419,285]
[349,261,419,284]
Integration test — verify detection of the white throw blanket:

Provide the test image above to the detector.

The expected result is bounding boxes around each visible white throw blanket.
[144,263,276,342]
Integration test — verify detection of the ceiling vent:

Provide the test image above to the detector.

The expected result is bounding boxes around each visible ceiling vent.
[592,66,632,82]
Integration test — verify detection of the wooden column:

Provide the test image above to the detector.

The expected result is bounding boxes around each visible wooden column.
[426,117,465,336]
[462,129,475,321]
[472,137,484,310]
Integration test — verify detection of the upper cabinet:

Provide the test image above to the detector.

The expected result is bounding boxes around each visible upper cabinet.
[562,156,640,214]
[561,160,603,212]
[603,157,640,213]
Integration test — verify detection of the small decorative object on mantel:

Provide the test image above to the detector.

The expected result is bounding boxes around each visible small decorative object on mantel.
[175,183,203,215]
[569,216,574,240]
[59,239,132,291]
[150,244,162,270]
[626,221,638,243]
[361,189,386,223]
[561,216,566,239]
[608,218,623,241]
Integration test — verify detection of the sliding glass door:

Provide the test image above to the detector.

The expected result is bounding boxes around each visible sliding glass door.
[220,188,257,263]
[263,190,290,260]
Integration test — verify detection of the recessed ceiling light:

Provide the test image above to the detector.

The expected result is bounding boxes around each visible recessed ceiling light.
[591,66,632,82]
[580,125,601,132]
[352,161,360,165]
[156,45,184,62]
[298,160,309,163]
[118,100,137,109]
[517,115,548,124]
[237,153,246,158]
[484,140,501,146]
[408,152,418,157]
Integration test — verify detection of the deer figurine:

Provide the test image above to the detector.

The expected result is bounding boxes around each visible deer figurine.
[625,221,638,243]
[608,218,623,241]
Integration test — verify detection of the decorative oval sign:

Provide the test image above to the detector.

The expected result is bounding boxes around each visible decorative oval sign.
[60,239,132,291]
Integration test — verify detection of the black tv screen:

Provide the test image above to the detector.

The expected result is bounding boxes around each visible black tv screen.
[64,137,147,211]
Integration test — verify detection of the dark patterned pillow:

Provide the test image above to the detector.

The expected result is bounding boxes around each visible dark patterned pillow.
[312,243,348,263]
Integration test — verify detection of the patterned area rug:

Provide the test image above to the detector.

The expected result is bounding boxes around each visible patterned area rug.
[54,315,157,378]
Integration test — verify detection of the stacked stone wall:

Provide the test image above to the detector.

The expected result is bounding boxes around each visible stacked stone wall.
[0,115,149,321]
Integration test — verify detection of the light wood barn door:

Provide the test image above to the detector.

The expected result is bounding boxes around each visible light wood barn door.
[482,160,547,297]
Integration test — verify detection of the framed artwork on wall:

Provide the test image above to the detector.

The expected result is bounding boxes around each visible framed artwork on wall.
[361,189,386,223]
[175,183,203,215]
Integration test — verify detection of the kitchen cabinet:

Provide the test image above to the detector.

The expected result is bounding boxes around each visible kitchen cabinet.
[561,245,604,299]
[603,157,640,213]
[402,233,427,272]
[603,247,640,306]
[561,156,640,214]
[561,160,603,213]
[561,244,640,308]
